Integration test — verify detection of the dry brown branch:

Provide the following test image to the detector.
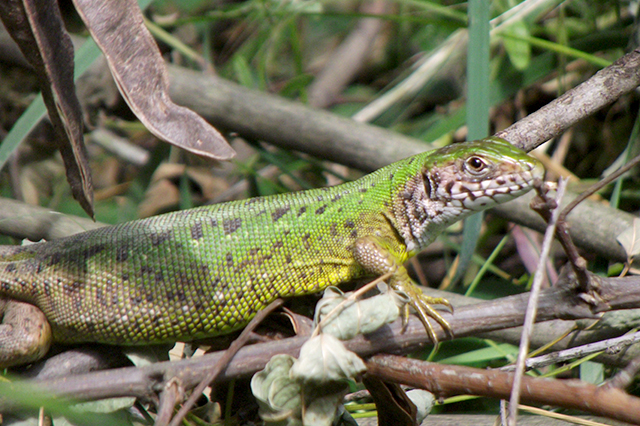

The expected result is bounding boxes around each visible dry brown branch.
[365,354,640,425]
[496,48,640,152]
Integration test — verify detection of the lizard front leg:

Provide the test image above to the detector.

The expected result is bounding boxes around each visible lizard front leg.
[353,236,452,346]
[0,298,52,368]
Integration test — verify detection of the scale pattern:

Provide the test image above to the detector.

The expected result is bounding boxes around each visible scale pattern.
[0,138,543,345]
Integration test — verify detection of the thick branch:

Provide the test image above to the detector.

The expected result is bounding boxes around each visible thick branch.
[496,48,640,152]
[365,354,640,425]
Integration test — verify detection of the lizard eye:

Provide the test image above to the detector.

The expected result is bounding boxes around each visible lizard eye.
[464,156,489,176]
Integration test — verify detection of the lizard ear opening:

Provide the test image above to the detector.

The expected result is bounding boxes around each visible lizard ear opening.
[422,173,432,198]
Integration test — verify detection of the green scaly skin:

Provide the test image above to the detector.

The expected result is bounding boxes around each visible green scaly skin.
[0,137,543,367]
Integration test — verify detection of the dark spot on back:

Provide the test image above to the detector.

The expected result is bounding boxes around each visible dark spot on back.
[5,263,16,273]
[271,206,290,222]
[345,220,355,229]
[226,252,234,267]
[116,246,129,262]
[96,287,105,305]
[331,194,342,202]
[359,187,367,193]
[297,206,307,217]
[155,271,164,284]
[191,222,204,240]
[64,280,83,294]
[223,218,242,235]
[83,244,106,260]
[316,205,327,215]
[330,223,338,237]
[273,241,284,249]
[211,219,218,228]
[48,253,61,266]
[150,231,172,246]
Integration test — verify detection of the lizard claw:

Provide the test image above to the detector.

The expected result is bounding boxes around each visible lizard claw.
[395,282,453,347]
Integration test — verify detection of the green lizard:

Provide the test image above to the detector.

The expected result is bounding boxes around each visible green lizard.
[0,137,543,367]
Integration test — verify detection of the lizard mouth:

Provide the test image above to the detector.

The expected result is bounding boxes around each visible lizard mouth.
[449,164,544,211]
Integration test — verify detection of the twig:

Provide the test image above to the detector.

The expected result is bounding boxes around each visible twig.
[560,151,640,218]
[604,351,640,390]
[155,378,183,426]
[508,177,568,426]
[167,298,284,426]
[555,151,640,292]
[501,331,640,372]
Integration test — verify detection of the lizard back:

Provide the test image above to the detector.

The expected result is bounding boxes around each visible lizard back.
[0,159,411,344]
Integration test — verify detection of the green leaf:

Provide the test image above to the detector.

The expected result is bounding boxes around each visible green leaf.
[502,20,532,70]
[579,361,604,385]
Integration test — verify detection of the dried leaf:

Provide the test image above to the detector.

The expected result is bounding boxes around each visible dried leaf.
[290,334,366,384]
[251,354,302,426]
[253,341,363,426]
[0,0,93,216]
[72,0,235,160]
[301,383,349,426]
[314,286,403,340]
[617,217,640,260]
[406,389,434,424]
[362,376,417,426]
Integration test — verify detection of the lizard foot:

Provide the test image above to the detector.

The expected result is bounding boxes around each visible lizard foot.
[394,282,453,347]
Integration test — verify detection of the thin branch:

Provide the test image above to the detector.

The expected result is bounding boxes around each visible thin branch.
[500,331,640,372]
[508,178,568,425]
[604,353,640,390]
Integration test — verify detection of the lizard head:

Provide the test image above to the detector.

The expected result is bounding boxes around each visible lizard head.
[396,137,545,252]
